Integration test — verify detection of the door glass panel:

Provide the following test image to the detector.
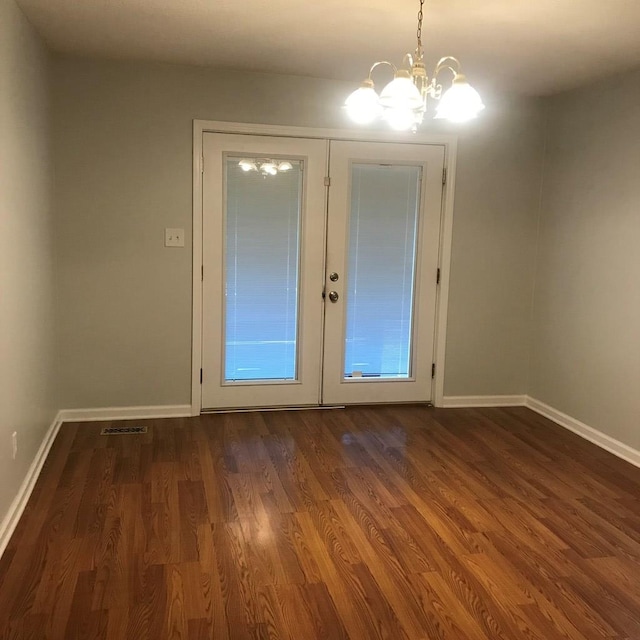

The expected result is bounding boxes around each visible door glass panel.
[344,164,421,379]
[224,157,302,381]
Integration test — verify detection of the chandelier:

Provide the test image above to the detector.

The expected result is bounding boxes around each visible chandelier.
[345,0,484,130]
[238,158,293,176]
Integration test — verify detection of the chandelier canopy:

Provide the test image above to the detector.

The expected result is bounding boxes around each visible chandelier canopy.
[345,0,484,131]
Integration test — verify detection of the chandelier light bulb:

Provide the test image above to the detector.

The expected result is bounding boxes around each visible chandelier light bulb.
[435,74,485,122]
[237,158,295,175]
[345,80,382,124]
[260,162,278,176]
[385,107,416,131]
[379,71,423,110]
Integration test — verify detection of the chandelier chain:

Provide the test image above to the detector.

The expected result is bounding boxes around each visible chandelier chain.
[416,0,424,55]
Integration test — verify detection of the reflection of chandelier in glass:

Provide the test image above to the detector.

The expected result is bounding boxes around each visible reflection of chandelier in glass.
[238,158,293,176]
[345,0,484,130]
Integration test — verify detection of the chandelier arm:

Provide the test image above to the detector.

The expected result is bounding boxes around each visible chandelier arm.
[402,53,415,69]
[433,56,462,78]
[367,60,398,81]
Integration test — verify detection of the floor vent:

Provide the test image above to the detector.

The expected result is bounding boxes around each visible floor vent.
[100,426,148,435]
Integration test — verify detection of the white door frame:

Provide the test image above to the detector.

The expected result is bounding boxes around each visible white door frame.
[191,119,459,415]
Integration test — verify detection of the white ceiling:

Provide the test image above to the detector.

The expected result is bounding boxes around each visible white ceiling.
[16,0,640,96]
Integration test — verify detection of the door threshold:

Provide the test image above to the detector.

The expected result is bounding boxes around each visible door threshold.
[201,405,346,414]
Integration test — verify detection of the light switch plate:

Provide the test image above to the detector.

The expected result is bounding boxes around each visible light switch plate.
[165,228,185,247]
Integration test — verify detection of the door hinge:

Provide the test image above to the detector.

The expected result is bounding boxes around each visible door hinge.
[200,368,203,384]
[324,176,331,187]
[200,155,204,174]
[442,167,447,185]
[431,363,436,379]
[436,267,441,284]
[201,265,204,281]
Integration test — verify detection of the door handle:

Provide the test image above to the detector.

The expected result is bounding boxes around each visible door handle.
[328,291,339,303]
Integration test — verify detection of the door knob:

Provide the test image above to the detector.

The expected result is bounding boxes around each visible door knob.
[328,291,339,303]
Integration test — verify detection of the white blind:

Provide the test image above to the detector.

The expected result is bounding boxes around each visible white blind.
[224,159,302,381]
[344,164,421,378]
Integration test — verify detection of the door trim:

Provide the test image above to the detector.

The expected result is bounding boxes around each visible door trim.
[191,120,459,415]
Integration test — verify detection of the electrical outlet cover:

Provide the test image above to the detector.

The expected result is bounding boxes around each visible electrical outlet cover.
[165,228,185,247]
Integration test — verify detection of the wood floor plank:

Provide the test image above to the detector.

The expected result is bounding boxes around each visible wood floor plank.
[330,499,445,639]
[195,524,229,639]
[1,405,639,639]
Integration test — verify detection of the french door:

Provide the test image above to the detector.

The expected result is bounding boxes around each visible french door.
[201,133,444,410]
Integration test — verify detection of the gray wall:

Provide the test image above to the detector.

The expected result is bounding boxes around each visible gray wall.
[445,98,545,396]
[52,58,357,408]
[530,69,640,449]
[0,0,55,525]
[52,56,545,408]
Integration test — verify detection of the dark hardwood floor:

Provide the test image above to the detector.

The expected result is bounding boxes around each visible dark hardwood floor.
[0,405,639,639]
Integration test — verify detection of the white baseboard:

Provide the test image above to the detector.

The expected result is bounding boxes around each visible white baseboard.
[0,412,63,558]
[526,396,640,469]
[58,404,192,423]
[441,395,527,408]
